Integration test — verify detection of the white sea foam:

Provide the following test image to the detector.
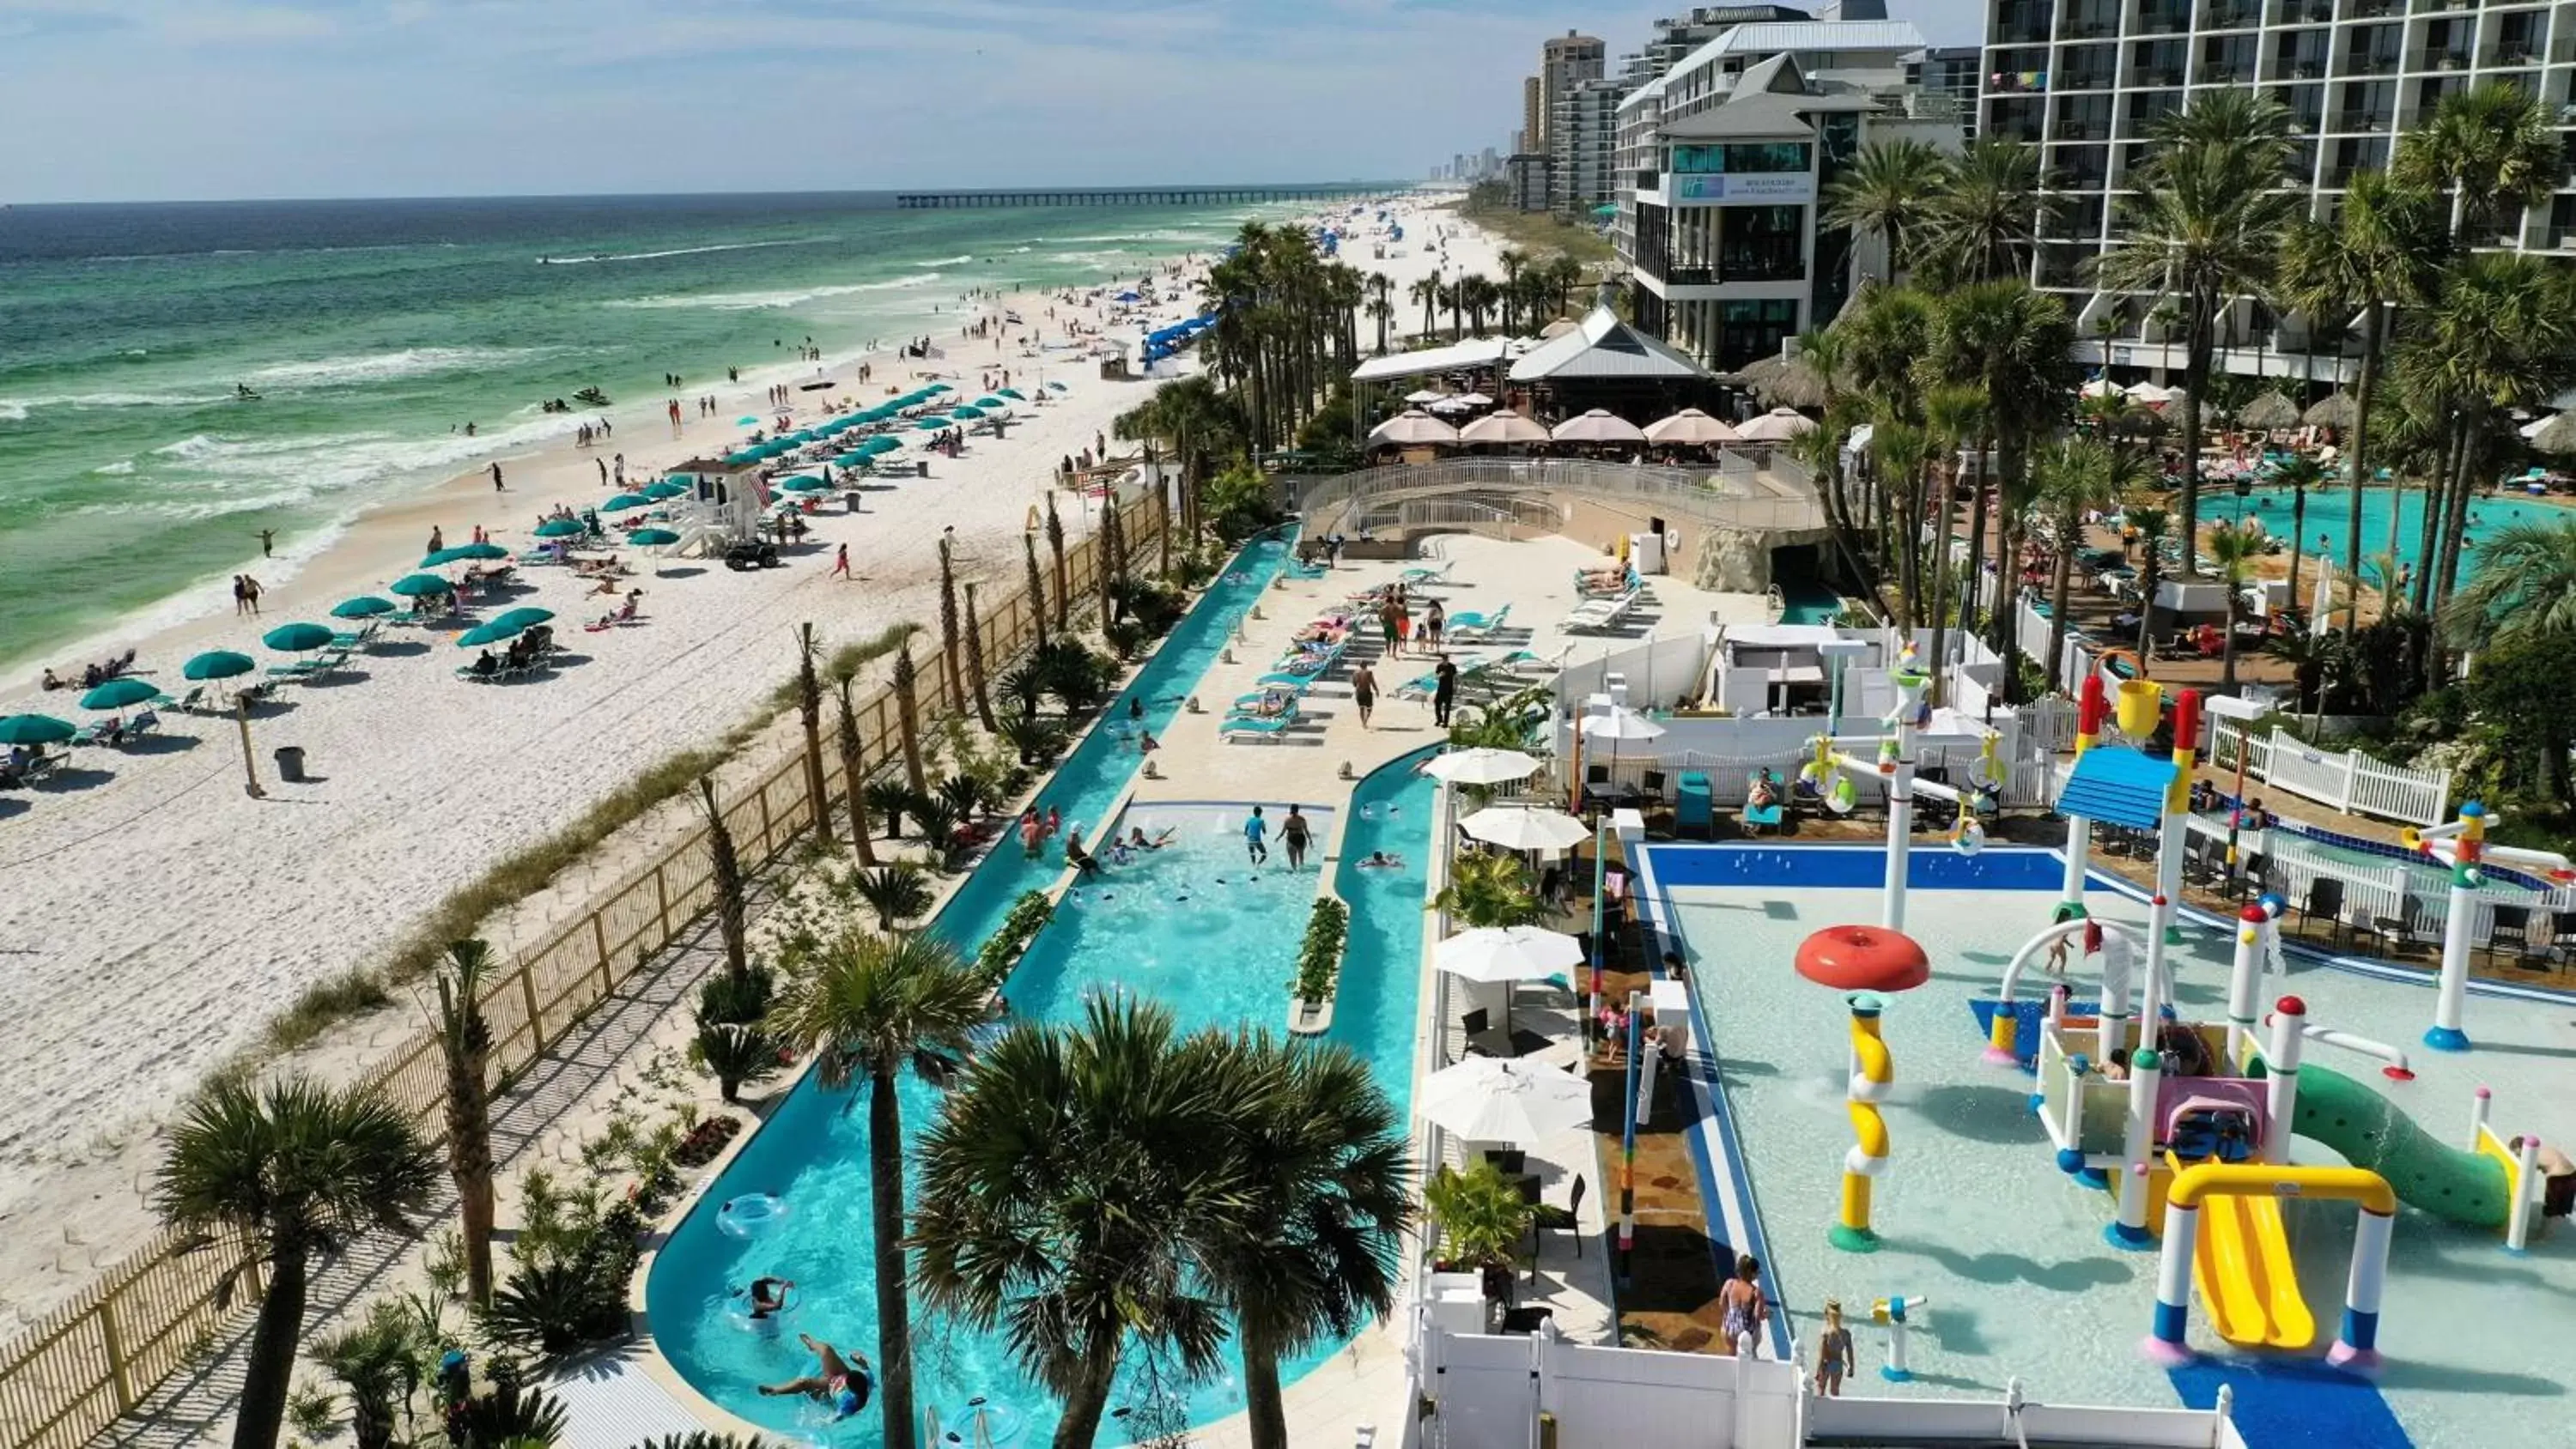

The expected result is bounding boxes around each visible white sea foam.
[0,390,234,414]
[247,347,559,387]
[533,239,816,265]
[0,401,26,422]
[602,272,944,311]
[92,460,135,476]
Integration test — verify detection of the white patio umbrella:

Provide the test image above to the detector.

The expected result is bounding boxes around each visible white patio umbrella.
[1369,409,1460,446]
[1424,747,1542,785]
[1457,408,1551,445]
[1418,1056,1594,1143]
[1429,396,1475,413]
[1461,804,1592,852]
[1579,706,1667,745]
[2078,378,2122,399]
[1455,391,1495,406]
[2124,380,2172,403]
[1437,925,1583,983]
[1643,408,1741,446]
[1405,387,1449,404]
[1734,407,1817,442]
[1551,408,1649,444]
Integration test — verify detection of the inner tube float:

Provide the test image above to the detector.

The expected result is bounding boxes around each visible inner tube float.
[1793,925,1932,992]
[939,1397,1028,1447]
[717,1193,790,1238]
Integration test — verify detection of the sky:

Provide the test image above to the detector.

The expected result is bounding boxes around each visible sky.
[0,0,1985,203]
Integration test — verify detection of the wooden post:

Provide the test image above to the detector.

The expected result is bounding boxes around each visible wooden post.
[100,1281,136,1412]
[653,861,671,947]
[519,961,544,1057]
[756,785,775,857]
[593,912,612,995]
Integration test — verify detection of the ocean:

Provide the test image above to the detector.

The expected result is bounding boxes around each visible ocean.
[0,191,1279,669]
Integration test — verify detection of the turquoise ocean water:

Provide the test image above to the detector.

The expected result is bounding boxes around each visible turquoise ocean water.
[0,193,1285,668]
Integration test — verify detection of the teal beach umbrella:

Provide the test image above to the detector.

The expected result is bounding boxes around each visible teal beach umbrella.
[263,621,336,652]
[601,492,651,511]
[950,406,986,421]
[996,387,1026,399]
[777,476,829,494]
[493,607,556,631]
[974,397,1010,409]
[916,420,949,432]
[422,543,506,567]
[80,677,161,711]
[390,573,454,597]
[645,480,690,500]
[0,714,76,746]
[534,518,587,539]
[628,527,681,546]
[859,435,902,455]
[458,620,526,648]
[737,415,760,426]
[331,596,395,619]
[926,383,953,394]
[183,650,256,682]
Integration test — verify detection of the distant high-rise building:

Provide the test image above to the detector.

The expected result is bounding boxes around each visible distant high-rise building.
[1522,76,1544,158]
[1910,44,1980,134]
[1540,31,1606,152]
[1480,146,1500,177]
[1552,76,1629,216]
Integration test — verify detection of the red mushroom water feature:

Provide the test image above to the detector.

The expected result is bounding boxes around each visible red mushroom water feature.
[1795,925,1930,1252]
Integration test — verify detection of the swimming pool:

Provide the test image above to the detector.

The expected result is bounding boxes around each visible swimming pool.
[2215,483,2557,585]
[1643,844,2575,1449]
[646,534,1442,1446]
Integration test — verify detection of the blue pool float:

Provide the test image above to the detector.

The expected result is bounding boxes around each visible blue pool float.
[939,1396,1026,1446]
[718,1193,790,1238]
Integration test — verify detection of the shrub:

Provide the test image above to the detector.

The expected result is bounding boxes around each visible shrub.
[690,1022,782,1104]
[936,772,988,819]
[1292,896,1351,1004]
[1103,618,1149,661]
[695,964,774,1026]
[853,863,934,930]
[976,890,1055,981]
[999,716,1066,766]
[864,779,920,838]
[911,797,964,869]
[997,664,1046,721]
[480,1250,630,1358]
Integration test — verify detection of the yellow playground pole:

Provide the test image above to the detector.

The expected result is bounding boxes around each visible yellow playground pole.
[1835,991,1893,1252]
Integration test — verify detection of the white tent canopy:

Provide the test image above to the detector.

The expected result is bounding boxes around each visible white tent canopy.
[1460,805,1591,852]
[1423,748,1543,785]
[1735,407,1817,442]
[1436,925,1584,983]
[1352,336,1526,384]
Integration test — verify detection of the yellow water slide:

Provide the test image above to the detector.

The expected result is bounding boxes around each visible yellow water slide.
[2177,1154,2317,1350]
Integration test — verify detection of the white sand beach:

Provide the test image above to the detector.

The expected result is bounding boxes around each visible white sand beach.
[0,197,1506,1333]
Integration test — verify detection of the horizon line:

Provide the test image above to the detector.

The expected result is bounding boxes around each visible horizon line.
[2,180,1432,210]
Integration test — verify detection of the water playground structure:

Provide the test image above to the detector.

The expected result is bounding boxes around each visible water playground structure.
[1796,642,2003,931]
[2397,802,2576,1052]
[1795,925,1931,1253]
[1955,676,2560,1372]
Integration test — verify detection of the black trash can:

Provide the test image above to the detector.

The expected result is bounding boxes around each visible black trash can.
[274,745,307,783]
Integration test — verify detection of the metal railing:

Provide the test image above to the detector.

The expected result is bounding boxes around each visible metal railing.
[0,494,1174,1449]
[2210,723,2451,828]
[1289,458,1826,539]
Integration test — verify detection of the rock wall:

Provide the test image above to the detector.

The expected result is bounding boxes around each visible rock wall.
[1694,527,1771,593]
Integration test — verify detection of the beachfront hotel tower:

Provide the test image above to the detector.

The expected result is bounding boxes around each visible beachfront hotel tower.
[1981,0,2576,379]
[1613,19,1960,371]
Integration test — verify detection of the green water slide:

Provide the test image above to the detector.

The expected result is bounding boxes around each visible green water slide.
[2287,1062,2511,1227]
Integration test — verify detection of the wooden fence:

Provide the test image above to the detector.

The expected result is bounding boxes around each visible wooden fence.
[0,491,1170,1449]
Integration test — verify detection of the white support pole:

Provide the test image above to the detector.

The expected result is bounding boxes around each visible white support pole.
[2138,807,2186,1027]
[2469,1084,2493,1150]
[1886,755,1915,932]
[2508,1134,2540,1253]
[2226,905,2266,1064]
[2427,878,2476,1052]
[2061,815,2092,912]
[2263,997,2307,1166]
[2142,1191,2199,1364]
[2326,1206,2395,1376]
[2110,1048,2160,1250]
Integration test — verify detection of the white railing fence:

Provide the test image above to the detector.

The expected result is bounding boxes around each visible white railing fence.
[2210,724,2450,828]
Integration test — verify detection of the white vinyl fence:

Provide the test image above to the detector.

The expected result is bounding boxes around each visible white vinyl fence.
[2209,724,2451,828]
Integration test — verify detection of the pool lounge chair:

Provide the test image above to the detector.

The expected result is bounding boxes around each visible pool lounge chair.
[1400,559,1454,586]
[1444,604,1510,642]
[1220,699,1301,741]
[1562,590,1640,634]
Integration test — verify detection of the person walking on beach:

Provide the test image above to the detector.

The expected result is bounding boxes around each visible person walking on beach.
[1423,598,1444,646]
[1281,804,1312,870]
[1350,662,1377,729]
[428,525,444,555]
[240,575,264,615]
[831,543,851,580]
[490,463,505,493]
[1432,654,1458,728]
[231,574,250,616]
[1243,805,1270,866]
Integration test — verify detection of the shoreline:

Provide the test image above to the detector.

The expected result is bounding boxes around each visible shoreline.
[0,195,1500,1337]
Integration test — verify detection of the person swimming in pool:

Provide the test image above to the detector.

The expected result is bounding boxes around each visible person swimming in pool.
[741,1276,793,1319]
[759,1336,873,1420]
[1128,825,1176,851]
[1358,850,1404,869]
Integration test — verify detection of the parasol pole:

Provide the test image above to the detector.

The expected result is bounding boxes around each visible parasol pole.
[236,696,264,799]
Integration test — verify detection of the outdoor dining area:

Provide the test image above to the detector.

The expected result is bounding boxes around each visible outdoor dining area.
[1416,746,1679,1343]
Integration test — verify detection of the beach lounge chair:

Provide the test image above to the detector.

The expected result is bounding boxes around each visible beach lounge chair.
[169,685,208,715]
[1400,559,1453,587]
[1220,700,1301,742]
[1444,604,1510,642]
[1230,685,1305,717]
[1562,590,1640,634]
[266,658,325,682]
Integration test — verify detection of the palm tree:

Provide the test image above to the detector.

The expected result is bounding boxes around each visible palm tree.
[1431,850,1545,928]
[1409,274,1442,340]
[962,580,997,731]
[769,931,988,1449]
[891,644,927,796]
[1870,418,1934,627]
[2091,93,2297,577]
[834,677,878,868]
[2203,525,2266,690]
[2129,506,2172,670]
[1044,494,1069,631]
[2393,81,2567,246]
[2442,517,2576,649]
[2275,170,2445,625]
[2267,452,2329,611]
[432,938,498,1308]
[913,997,1249,1449]
[1023,529,1049,652]
[155,1077,436,1449]
[1921,384,1989,701]
[698,776,749,985]
[2032,438,2141,690]
[1364,271,1396,355]
[1496,248,1529,331]
[1826,138,1949,282]
[1917,138,2050,286]
[1924,280,2077,675]
[937,537,966,714]
[1188,1033,1410,1449]
[797,623,831,850]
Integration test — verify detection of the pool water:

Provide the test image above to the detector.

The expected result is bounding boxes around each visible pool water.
[2218,484,2557,585]
[647,530,1443,1447]
[1646,844,2575,1449]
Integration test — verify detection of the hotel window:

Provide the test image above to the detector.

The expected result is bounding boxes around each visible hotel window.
[1671,142,1812,174]
[1717,300,1800,372]
[1720,206,1806,282]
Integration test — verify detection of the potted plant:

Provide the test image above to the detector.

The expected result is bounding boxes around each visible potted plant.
[1423,1162,1537,1307]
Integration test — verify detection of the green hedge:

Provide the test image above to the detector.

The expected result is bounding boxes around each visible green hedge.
[1293,896,1351,1005]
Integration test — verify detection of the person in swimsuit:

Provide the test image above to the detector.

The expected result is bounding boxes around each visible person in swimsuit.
[1350,663,1377,730]
[1243,805,1269,865]
[760,1336,873,1419]
[1281,804,1312,870]
[1812,1299,1854,1396]
[744,1276,793,1320]
[1719,1253,1769,1359]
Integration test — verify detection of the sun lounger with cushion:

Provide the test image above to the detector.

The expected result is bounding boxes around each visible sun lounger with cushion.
[1444,603,1510,642]
[1220,702,1302,742]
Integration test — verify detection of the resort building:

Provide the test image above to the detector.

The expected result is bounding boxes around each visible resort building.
[1613,20,1956,371]
[1979,0,2576,379]
[1552,76,1631,215]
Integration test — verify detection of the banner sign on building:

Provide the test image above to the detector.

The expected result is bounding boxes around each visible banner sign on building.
[1672,173,1815,205]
